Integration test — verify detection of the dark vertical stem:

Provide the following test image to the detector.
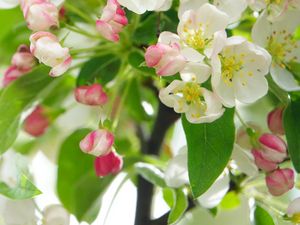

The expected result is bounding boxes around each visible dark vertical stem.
[134,102,180,225]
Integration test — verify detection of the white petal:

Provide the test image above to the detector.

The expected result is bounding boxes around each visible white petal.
[231,144,258,176]
[252,11,272,47]
[0,0,19,8]
[287,197,300,216]
[180,62,211,83]
[117,0,147,14]
[214,0,247,23]
[205,30,227,58]
[270,64,300,91]
[158,31,181,45]
[165,147,189,188]
[181,47,205,62]
[197,169,230,208]
[178,0,207,18]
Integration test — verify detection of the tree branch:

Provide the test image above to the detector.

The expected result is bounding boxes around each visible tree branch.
[134,102,180,225]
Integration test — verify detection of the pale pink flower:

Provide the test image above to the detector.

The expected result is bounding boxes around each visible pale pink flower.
[80,129,114,157]
[251,149,278,172]
[94,150,123,177]
[96,0,128,42]
[23,105,50,137]
[145,43,186,76]
[74,84,108,106]
[266,168,294,196]
[30,31,72,77]
[20,0,59,31]
[267,107,285,135]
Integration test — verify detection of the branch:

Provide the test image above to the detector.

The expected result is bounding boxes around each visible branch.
[134,102,180,225]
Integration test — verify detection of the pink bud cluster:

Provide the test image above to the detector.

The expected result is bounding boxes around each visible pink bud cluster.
[96,0,128,42]
[250,107,294,196]
[23,105,50,137]
[20,0,59,31]
[74,84,108,106]
[145,43,186,76]
[3,45,36,87]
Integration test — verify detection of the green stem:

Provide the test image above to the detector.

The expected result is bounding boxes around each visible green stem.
[63,23,99,39]
[235,110,249,128]
[267,76,289,105]
[64,2,95,24]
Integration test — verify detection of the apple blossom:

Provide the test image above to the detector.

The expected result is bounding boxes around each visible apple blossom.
[265,168,294,196]
[96,0,128,42]
[287,197,300,223]
[74,84,108,106]
[23,105,50,137]
[30,31,72,77]
[80,129,114,157]
[94,150,123,177]
[211,36,271,107]
[177,3,229,58]
[3,44,36,87]
[252,10,300,91]
[159,80,225,123]
[117,0,172,14]
[0,0,19,8]
[145,43,186,76]
[267,107,285,135]
[236,123,261,150]
[178,0,247,23]
[251,149,278,172]
[20,0,59,31]
[43,204,70,225]
[258,133,287,163]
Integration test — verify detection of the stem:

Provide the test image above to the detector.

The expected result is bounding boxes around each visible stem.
[267,76,289,105]
[64,2,95,24]
[235,110,249,128]
[63,23,99,39]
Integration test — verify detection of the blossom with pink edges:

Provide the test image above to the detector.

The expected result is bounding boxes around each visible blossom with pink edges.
[96,0,128,42]
[74,84,108,106]
[267,107,285,135]
[266,168,294,196]
[94,150,123,177]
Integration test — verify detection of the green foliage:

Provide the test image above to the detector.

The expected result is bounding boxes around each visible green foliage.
[134,162,166,187]
[77,54,121,86]
[167,189,188,225]
[57,129,114,223]
[220,192,240,210]
[128,50,156,76]
[0,66,60,154]
[283,99,300,172]
[254,206,275,225]
[0,174,41,200]
[182,109,235,198]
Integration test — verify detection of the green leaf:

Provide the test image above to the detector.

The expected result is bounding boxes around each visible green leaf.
[76,54,121,86]
[182,108,235,198]
[128,51,156,76]
[283,99,300,172]
[134,162,166,187]
[57,129,114,223]
[0,66,57,154]
[168,189,188,225]
[254,206,275,225]
[220,191,240,210]
[0,174,41,200]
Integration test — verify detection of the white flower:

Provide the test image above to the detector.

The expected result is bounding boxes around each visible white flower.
[0,0,18,8]
[43,204,70,225]
[159,79,225,124]
[252,10,300,91]
[178,3,230,58]
[117,0,172,14]
[178,0,247,23]
[165,147,189,188]
[211,36,271,107]
[247,0,300,20]
[197,169,230,208]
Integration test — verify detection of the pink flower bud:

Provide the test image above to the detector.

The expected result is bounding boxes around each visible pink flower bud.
[3,45,36,87]
[80,129,114,157]
[145,43,186,76]
[21,0,59,31]
[30,31,72,77]
[267,107,285,135]
[259,133,287,163]
[96,0,128,42]
[251,149,278,172]
[74,84,108,106]
[266,168,294,196]
[94,150,123,177]
[24,105,50,137]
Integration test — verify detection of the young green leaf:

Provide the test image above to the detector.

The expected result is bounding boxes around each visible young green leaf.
[0,174,42,200]
[254,205,275,225]
[182,108,235,198]
[134,162,166,187]
[284,99,300,172]
[0,66,57,154]
[168,189,188,225]
[57,129,114,223]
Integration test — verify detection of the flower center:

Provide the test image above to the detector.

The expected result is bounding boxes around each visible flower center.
[182,21,210,52]
[220,55,244,86]
[182,82,203,104]
[265,0,282,5]
[267,30,298,68]
[291,213,300,223]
